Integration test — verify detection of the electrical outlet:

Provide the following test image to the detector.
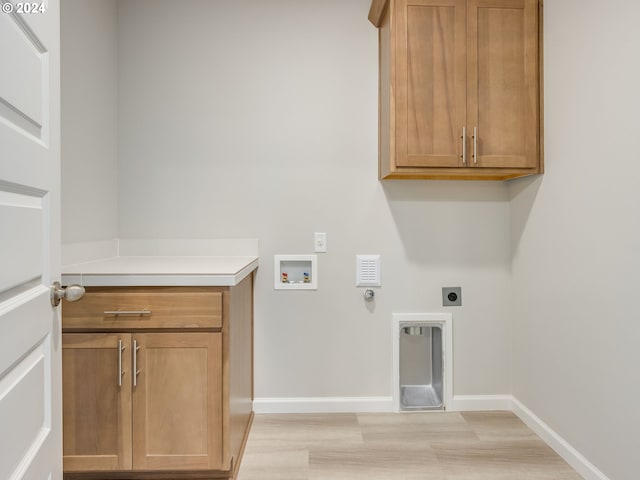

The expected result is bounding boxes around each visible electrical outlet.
[314,232,327,253]
[442,287,462,306]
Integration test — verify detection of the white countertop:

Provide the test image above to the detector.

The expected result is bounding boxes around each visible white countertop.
[62,255,259,287]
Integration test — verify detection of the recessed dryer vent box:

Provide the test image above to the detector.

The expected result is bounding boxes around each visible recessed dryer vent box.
[274,255,317,290]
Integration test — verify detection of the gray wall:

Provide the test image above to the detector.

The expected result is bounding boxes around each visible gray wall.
[115,0,512,399]
[61,0,118,243]
[509,1,640,478]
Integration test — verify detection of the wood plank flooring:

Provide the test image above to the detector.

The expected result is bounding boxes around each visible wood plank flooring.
[236,412,583,480]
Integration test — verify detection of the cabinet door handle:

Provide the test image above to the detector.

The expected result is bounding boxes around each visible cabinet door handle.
[118,340,125,387]
[461,127,467,165]
[133,339,141,387]
[103,310,151,316]
[473,127,478,165]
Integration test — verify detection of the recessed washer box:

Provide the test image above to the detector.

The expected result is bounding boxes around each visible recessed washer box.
[274,255,317,290]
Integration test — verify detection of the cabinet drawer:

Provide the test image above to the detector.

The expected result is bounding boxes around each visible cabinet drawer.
[62,287,222,330]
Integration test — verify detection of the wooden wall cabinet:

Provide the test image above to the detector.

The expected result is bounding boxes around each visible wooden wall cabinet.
[62,277,254,480]
[369,0,543,180]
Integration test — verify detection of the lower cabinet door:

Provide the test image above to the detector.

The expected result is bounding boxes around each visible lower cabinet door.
[132,332,223,470]
[62,333,132,471]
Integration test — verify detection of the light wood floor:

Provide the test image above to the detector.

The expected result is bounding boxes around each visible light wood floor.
[236,411,583,480]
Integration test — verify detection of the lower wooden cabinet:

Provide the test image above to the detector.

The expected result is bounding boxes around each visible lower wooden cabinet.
[62,334,132,471]
[63,332,222,472]
[132,332,222,471]
[61,278,254,480]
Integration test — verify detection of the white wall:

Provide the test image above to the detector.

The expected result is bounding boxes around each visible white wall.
[509,1,640,478]
[61,0,118,243]
[116,0,512,400]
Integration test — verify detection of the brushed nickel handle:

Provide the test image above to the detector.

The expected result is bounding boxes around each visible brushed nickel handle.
[473,127,478,165]
[50,282,85,307]
[118,340,125,387]
[103,310,151,316]
[133,340,141,387]
[461,127,466,165]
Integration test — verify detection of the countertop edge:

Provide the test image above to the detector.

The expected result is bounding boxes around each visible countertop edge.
[61,258,259,287]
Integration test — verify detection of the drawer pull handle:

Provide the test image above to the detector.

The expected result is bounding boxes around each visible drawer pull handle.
[103,310,151,316]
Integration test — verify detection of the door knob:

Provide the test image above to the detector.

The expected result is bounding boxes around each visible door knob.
[50,281,85,307]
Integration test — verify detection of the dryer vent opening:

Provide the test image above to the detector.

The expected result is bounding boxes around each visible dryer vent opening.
[399,323,444,411]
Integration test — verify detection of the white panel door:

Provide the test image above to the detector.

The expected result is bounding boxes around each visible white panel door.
[0,1,62,480]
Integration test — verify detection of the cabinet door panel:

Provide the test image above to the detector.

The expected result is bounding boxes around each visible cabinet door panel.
[468,0,538,168]
[396,0,466,168]
[62,334,132,471]
[132,332,222,470]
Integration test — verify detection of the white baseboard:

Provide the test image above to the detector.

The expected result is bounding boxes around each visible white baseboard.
[511,398,610,480]
[252,394,509,414]
[253,396,393,414]
[450,394,514,411]
[253,394,609,480]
